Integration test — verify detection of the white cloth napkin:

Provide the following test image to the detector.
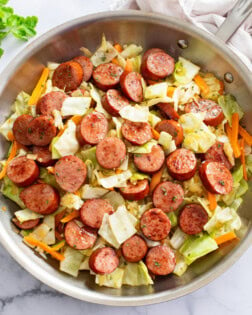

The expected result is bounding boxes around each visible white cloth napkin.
[110,0,252,71]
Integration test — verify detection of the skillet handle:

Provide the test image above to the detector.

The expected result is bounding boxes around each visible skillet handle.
[215,0,252,42]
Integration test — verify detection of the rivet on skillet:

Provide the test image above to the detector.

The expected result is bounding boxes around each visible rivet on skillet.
[224,72,234,83]
[177,39,189,49]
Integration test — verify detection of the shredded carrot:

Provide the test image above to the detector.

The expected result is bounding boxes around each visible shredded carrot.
[167,86,176,98]
[150,165,165,193]
[239,125,252,146]
[207,192,217,211]
[112,57,120,66]
[124,59,133,72]
[61,210,80,223]
[47,166,55,175]
[240,138,248,181]
[74,190,81,197]
[24,236,65,261]
[28,67,49,106]
[194,75,209,95]
[218,80,224,95]
[114,43,123,53]
[0,141,18,179]
[115,169,123,174]
[151,128,160,140]
[7,131,14,141]
[231,113,241,158]
[71,115,83,125]
[214,231,237,245]
[107,187,114,191]
[51,240,65,251]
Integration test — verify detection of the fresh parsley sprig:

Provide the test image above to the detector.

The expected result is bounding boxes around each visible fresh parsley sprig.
[0,0,38,57]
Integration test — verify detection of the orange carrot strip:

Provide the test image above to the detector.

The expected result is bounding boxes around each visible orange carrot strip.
[150,165,165,193]
[114,43,123,53]
[231,113,241,158]
[151,128,160,140]
[124,59,133,72]
[71,115,83,125]
[214,231,237,245]
[207,192,217,211]
[60,210,80,223]
[0,141,18,179]
[7,131,14,141]
[112,57,120,66]
[24,236,65,261]
[167,86,176,98]
[28,67,49,106]
[115,169,123,174]
[240,138,248,181]
[107,187,114,191]
[51,240,65,251]
[73,190,81,197]
[47,166,55,175]
[194,75,209,95]
[239,125,252,146]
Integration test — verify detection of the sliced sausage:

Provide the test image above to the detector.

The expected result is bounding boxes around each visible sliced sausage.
[203,142,232,170]
[52,61,84,92]
[92,63,123,91]
[12,217,40,230]
[13,114,33,146]
[155,120,183,146]
[80,199,114,229]
[157,103,179,121]
[119,179,149,200]
[101,89,130,116]
[76,111,108,145]
[122,235,148,263]
[36,91,67,116]
[120,71,143,102]
[134,144,165,174]
[122,120,152,145]
[26,116,57,146]
[199,161,233,195]
[32,146,55,167]
[184,99,224,126]
[140,208,171,241]
[153,181,184,213]
[141,48,175,81]
[96,137,126,169]
[72,56,93,82]
[64,220,97,250]
[7,156,39,187]
[146,245,176,275]
[20,183,59,214]
[166,148,197,181]
[55,155,87,193]
[179,203,208,235]
[89,247,119,275]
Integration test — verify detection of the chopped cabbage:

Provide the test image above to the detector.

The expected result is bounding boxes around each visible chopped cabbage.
[148,111,161,127]
[98,170,132,189]
[119,105,149,123]
[158,131,176,154]
[200,72,223,101]
[223,141,235,166]
[42,215,55,245]
[174,57,200,85]
[79,256,90,270]
[179,234,218,265]
[127,55,142,73]
[218,94,243,125]
[39,168,59,189]
[183,173,204,196]
[0,112,19,140]
[141,96,173,107]
[184,196,211,216]
[145,82,168,99]
[112,117,123,138]
[173,82,200,111]
[81,146,97,164]
[50,137,61,159]
[122,261,153,286]
[81,185,109,199]
[89,83,110,118]
[98,213,120,248]
[52,110,64,129]
[1,176,25,208]
[60,193,84,210]
[14,209,43,223]
[236,179,248,198]
[170,228,188,249]
[246,154,252,176]
[103,191,125,209]
[173,254,188,276]
[231,198,243,211]
[30,223,50,242]
[121,44,142,59]
[118,154,129,171]
[60,247,84,277]
[127,139,157,154]
[47,62,60,71]
[130,172,149,183]
[96,268,125,288]
[11,91,32,115]
[167,212,177,227]
[53,120,79,157]
[61,97,91,116]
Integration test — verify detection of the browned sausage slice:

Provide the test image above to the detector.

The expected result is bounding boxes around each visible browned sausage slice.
[101,89,130,116]
[203,142,232,170]
[157,103,179,121]
[55,155,87,193]
[36,91,67,116]
[13,114,33,146]
[122,121,152,145]
[134,145,165,174]
[76,111,108,145]
[72,56,93,82]
[179,203,208,235]
[184,99,224,126]
[141,48,175,80]
[153,181,184,213]
[12,217,40,230]
[20,183,59,214]
[26,116,57,146]
[119,179,149,200]
[120,71,143,102]
[166,148,197,181]
[64,220,97,250]
[140,208,171,241]
[52,61,84,92]
[155,120,183,146]
[199,161,233,194]
[122,235,148,263]
[32,146,55,167]
[89,247,119,274]
[92,63,123,91]
[80,199,114,229]
[96,137,126,169]
[146,245,176,275]
[7,156,39,187]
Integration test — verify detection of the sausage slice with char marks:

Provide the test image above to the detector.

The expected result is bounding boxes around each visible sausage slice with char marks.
[119,179,149,200]
[203,141,232,170]
[13,114,33,146]
[101,89,130,116]
[122,120,152,145]
[36,91,67,116]
[89,247,119,275]
[12,217,40,230]
[92,63,123,91]
[32,146,55,167]
[120,71,143,102]
[134,145,165,174]
[155,120,183,146]
[72,56,93,82]
[157,103,179,121]
[146,245,176,275]
[122,235,148,263]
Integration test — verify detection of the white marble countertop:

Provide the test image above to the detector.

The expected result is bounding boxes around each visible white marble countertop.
[0,1,252,314]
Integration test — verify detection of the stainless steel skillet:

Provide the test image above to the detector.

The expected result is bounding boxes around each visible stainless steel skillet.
[0,0,251,306]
